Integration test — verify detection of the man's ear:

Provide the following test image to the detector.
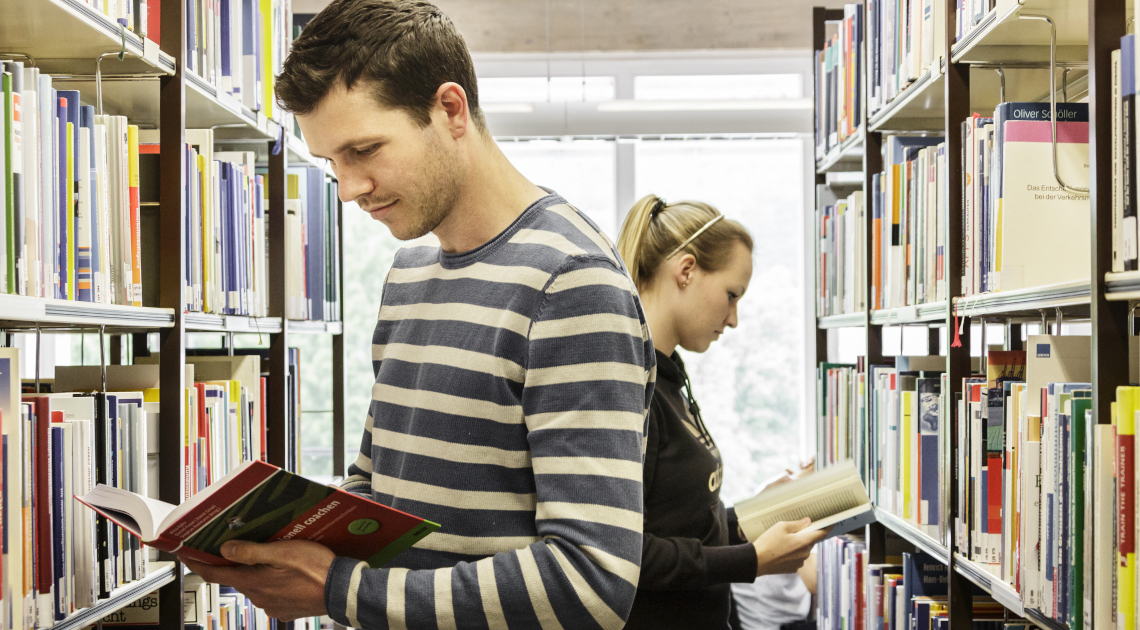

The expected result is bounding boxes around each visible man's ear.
[436,82,471,139]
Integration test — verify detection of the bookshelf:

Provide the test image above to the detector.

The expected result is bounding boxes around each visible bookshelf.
[0,1,346,627]
[811,0,1128,627]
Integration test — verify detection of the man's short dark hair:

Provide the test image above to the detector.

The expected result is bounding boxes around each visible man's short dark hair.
[275,0,485,129]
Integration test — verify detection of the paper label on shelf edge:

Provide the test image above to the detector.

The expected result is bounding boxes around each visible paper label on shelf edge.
[143,39,160,67]
[901,305,918,322]
[0,294,47,320]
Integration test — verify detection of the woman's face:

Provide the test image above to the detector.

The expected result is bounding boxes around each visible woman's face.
[675,240,753,353]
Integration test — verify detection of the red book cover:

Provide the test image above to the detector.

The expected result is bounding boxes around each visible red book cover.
[147,0,161,46]
[77,460,439,568]
[195,383,207,491]
[986,453,1002,535]
[854,551,865,630]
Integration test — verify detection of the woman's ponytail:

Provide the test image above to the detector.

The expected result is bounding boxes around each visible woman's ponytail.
[616,194,663,288]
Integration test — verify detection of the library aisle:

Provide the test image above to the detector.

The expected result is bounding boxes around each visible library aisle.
[812,0,1136,628]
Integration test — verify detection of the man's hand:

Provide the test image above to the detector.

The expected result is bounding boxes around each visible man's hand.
[752,518,830,577]
[179,540,336,622]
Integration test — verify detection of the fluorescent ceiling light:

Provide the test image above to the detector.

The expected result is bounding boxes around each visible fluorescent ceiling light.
[481,103,535,114]
[596,99,813,112]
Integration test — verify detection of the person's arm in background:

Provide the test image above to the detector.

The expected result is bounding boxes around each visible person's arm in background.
[797,553,818,595]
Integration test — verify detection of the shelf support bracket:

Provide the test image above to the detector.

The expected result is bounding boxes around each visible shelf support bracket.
[1018,13,1090,195]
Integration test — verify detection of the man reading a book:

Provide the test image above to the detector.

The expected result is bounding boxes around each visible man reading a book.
[179,0,657,627]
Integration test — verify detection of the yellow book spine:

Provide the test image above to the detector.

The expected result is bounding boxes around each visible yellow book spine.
[127,125,141,305]
[261,0,274,121]
[902,390,912,520]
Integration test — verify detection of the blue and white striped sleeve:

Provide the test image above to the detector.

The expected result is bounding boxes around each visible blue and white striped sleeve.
[323,255,655,629]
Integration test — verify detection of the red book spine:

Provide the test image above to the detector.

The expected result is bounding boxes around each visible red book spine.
[25,397,52,602]
[854,552,865,630]
[987,453,1002,535]
[1119,433,1135,562]
[147,0,161,46]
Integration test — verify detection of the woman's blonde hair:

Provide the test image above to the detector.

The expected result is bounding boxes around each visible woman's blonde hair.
[616,194,753,290]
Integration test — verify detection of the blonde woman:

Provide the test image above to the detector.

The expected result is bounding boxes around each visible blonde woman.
[617,195,826,630]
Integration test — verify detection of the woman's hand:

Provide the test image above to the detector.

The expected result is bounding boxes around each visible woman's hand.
[752,517,829,577]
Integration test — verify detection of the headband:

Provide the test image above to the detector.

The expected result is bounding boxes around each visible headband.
[665,214,725,260]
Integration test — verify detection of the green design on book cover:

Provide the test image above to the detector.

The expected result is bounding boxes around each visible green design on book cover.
[182,470,335,557]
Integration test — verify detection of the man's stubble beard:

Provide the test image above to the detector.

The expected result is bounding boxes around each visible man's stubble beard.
[390,132,463,242]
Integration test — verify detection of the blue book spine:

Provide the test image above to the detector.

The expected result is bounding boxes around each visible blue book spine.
[186,0,197,74]
[50,425,64,621]
[220,0,232,81]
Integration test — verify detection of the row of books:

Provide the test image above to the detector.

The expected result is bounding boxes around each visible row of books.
[814,4,863,159]
[955,0,995,44]
[872,136,947,309]
[0,60,145,306]
[89,578,289,629]
[79,0,159,42]
[815,190,865,316]
[866,0,945,116]
[176,130,270,317]
[819,539,1028,630]
[186,0,292,122]
[0,349,307,630]
[286,168,342,322]
[958,102,1090,297]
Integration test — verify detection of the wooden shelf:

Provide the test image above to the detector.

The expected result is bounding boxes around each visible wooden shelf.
[49,561,176,630]
[873,507,950,565]
[0,295,174,330]
[184,313,283,334]
[951,0,1089,66]
[870,301,948,326]
[868,61,946,132]
[817,312,867,329]
[815,127,865,174]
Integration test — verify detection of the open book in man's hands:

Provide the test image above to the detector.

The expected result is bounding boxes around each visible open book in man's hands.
[733,459,875,542]
[76,460,439,567]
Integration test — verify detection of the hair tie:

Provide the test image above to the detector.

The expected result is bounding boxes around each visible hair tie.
[650,197,668,218]
[665,214,725,260]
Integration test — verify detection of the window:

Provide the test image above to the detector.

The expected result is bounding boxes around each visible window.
[479,76,616,103]
[497,139,618,236]
[633,74,803,101]
[635,138,805,503]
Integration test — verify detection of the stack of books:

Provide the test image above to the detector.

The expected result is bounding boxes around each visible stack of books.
[957,103,1090,296]
[820,541,1021,630]
[814,4,864,158]
[816,192,865,317]
[869,136,947,310]
[185,0,294,122]
[0,349,309,629]
[867,0,946,115]
[0,60,147,305]
[286,168,342,322]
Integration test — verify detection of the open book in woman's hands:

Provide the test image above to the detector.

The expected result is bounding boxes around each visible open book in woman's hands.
[76,460,439,567]
[733,460,875,541]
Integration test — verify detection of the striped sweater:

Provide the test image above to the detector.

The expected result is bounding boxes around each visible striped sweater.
[326,193,656,629]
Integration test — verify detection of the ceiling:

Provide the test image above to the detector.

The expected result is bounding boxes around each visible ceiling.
[291,0,849,52]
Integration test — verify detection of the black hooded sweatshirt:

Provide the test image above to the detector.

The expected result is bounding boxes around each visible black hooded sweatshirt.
[624,350,759,630]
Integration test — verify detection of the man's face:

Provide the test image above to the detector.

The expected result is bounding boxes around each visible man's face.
[298,81,464,241]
